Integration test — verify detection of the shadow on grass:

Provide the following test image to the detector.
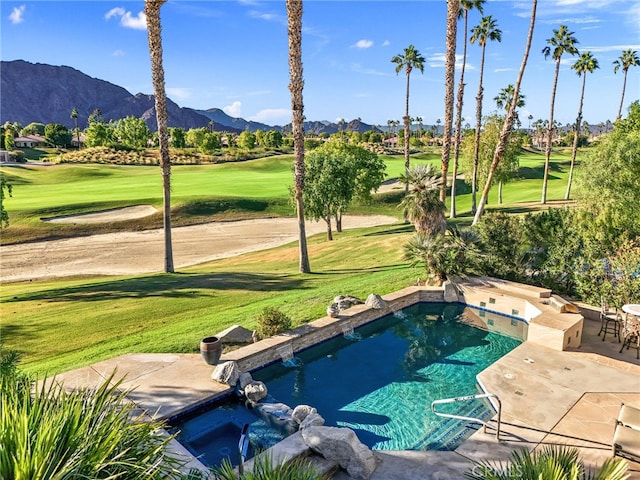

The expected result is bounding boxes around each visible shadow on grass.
[7,272,307,303]
[313,264,408,275]
[363,224,414,236]
[518,161,565,180]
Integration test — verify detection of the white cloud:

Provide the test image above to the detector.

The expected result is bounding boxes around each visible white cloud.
[351,63,388,76]
[166,87,192,101]
[9,5,25,24]
[382,40,390,47]
[111,49,125,57]
[428,53,467,70]
[249,108,290,124]
[223,101,242,118]
[105,7,147,30]
[353,39,374,49]
[582,43,640,53]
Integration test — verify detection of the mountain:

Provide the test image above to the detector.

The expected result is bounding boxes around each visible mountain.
[0,60,382,134]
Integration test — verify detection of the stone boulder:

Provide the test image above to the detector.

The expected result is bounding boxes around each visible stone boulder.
[365,293,387,309]
[244,381,268,405]
[254,402,298,435]
[327,304,340,318]
[301,426,378,479]
[238,372,254,390]
[215,324,255,344]
[443,280,459,303]
[211,361,240,386]
[292,404,317,424]
[299,412,325,430]
[334,295,364,311]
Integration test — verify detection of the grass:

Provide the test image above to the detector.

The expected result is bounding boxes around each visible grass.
[0,147,583,376]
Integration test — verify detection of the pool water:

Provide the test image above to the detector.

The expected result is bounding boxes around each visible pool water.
[170,302,524,466]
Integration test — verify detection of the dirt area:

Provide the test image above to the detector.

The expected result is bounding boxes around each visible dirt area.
[0,210,398,283]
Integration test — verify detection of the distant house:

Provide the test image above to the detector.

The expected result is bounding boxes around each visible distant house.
[70,133,86,148]
[14,135,47,148]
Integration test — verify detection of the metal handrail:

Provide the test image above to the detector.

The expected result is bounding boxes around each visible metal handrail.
[431,393,502,441]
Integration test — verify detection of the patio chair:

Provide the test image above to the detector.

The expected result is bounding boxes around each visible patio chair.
[619,313,640,359]
[612,403,640,461]
[598,300,622,342]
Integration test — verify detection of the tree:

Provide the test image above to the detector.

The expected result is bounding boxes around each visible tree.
[391,44,425,203]
[44,123,72,147]
[114,116,151,148]
[84,120,115,147]
[540,24,579,204]
[450,0,485,219]
[0,175,12,228]
[301,142,384,239]
[473,0,537,225]
[440,0,460,203]
[21,122,45,136]
[264,130,283,148]
[4,130,14,151]
[565,51,599,200]
[144,0,174,273]
[70,108,80,149]
[613,49,640,121]
[399,164,446,237]
[286,0,310,272]
[168,127,186,148]
[469,15,502,213]
[493,84,525,112]
[237,130,256,150]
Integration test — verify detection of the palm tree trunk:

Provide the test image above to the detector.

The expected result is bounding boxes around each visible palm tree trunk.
[471,44,487,214]
[617,70,628,121]
[565,73,586,200]
[335,211,342,232]
[450,10,470,219]
[287,0,310,273]
[404,72,411,198]
[145,0,174,273]
[542,60,560,205]
[498,180,503,204]
[473,0,537,225]
[440,0,459,203]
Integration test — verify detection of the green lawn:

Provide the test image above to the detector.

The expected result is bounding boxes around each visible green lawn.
[0,147,585,376]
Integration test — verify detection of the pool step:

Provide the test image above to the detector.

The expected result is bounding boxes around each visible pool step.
[303,454,341,478]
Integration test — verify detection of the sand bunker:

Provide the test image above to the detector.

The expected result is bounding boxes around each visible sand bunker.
[43,205,157,224]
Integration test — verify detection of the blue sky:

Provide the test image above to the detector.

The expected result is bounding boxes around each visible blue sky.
[2,0,639,127]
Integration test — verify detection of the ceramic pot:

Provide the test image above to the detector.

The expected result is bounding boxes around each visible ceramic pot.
[200,336,223,365]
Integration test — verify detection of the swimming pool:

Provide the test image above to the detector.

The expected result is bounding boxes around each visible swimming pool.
[170,302,524,466]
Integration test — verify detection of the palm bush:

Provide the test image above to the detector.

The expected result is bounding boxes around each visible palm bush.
[465,445,628,480]
[255,306,292,339]
[398,164,446,236]
[0,347,187,480]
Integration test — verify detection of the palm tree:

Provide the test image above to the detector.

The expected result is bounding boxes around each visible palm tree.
[286,0,310,273]
[392,45,425,200]
[440,0,460,203]
[451,0,485,219]
[144,0,174,273]
[493,84,525,112]
[565,51,599,200]
[540,24,579,205]
[470,15,502,213]
[399,164,446,237]
[70,108,80,149]
[472,0,537,225]
[613,49,640,121]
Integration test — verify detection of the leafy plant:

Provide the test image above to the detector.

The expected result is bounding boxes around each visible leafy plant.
[465,444,628,480]
[256,307,293,339]
[0,349,187,480]
[211,454,324,480]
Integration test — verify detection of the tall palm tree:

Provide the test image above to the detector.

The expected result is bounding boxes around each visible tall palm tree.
[469,15,502,213]
[613,49,640,121]
[451,0,485,219]
[473,0,537,225]
[391,44,425,200]
[144,0,174,273]
[565,51,599,200]
[493,84,525,112]
[286,0,310,273]
[70,108,80,149]
[440,0,460,203]
[540,24,579,205]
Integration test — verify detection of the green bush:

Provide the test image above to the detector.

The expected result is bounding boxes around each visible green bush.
[256,307,292,339]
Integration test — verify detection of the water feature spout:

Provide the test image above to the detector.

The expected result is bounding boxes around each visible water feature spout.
[277,343,303,367]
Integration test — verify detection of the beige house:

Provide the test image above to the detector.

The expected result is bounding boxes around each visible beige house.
[14,135,46,148]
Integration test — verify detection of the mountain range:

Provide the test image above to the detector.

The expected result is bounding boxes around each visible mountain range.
[0,60,377,135]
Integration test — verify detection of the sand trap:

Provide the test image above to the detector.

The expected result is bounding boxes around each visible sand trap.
[43,205,157,224]
[0,215,398,283]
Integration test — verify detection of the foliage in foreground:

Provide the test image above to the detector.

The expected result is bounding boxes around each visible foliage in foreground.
[211,454,324,480]
[255,306,293,339]
[0,346,186,480]
[465,444,628,480]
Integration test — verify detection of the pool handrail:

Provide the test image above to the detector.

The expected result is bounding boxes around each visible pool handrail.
[431,392,502,441]
[238,423,250,474]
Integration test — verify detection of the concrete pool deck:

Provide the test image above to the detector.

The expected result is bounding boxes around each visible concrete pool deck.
[52,289,640,478]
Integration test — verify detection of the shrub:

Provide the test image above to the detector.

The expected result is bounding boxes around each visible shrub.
[256,307,292,339]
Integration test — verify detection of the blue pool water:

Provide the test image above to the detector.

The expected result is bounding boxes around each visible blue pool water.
[170,302,524,466]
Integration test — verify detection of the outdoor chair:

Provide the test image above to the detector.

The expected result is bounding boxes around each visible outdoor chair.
[612,403,640,462]
[619,313,640,359]
[598,300,622,342]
